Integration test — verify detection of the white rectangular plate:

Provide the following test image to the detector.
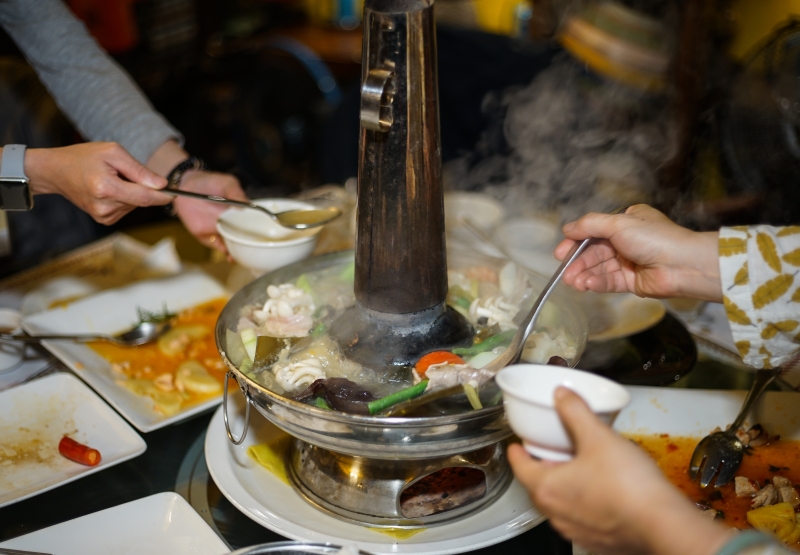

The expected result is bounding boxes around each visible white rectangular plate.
[0,491,230,555]
[615,386,800,438]
[21,270,228,433]
[0,372,146,508]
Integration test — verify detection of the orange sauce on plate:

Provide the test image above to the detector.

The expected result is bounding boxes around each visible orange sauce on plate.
[632,433,800,547]
[89,297,228,414]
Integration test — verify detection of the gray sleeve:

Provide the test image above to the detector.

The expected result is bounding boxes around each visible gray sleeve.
[0,0,183,164]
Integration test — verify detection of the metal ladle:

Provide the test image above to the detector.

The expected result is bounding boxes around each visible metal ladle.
[166,187,342,230]
[383,206,629,416]
[0,321,171,347]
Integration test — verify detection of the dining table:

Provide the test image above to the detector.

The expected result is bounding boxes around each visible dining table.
[0,214,776,555]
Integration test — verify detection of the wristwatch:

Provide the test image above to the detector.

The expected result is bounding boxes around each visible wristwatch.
[0,144,33,211]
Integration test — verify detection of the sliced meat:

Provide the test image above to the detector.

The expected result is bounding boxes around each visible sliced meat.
[779,486,800,509]
[735,428,751,445]
[751,484,777,509]
[735,476,758,498]
[701,508,719,520]
[773,476,793,489]
[424,364,495,393]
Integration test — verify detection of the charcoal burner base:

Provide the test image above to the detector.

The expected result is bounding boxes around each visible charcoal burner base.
[329,301,473,373]
[286,439,512,528]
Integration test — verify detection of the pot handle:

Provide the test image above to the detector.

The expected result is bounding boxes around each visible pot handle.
[223,371,251,445]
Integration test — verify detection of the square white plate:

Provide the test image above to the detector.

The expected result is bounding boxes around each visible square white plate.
[0,372,146,508]
[21,270,229,433]
[0,491,230,555]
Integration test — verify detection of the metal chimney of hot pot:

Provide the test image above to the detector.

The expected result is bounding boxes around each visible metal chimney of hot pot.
[330,0,471,372]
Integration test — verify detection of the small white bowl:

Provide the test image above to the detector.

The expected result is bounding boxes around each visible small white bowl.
[216,199,322,274]
[0,308,24,374]
[496,364,630,461]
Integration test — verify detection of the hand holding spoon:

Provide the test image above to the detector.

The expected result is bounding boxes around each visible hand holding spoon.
[382,206,630,416]
[165,187,342,230]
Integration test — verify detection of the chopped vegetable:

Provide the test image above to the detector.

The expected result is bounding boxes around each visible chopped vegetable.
[254,336,295,368]
[240,358,253,376]
[157,324,209,357]
[367,380,429,415]
[175,360,221,395]
[58,436,102,466]
[296,378,377,414]
[240,328,257,362]
[296,274,313,295]
[467,350,500,369]
[415,352,466,376]
[747,503,800,545]
[452,329,516,357]
[314,397,332,410]
[311,322,327,338]
[463,382,483,410]
[136,305,176,325]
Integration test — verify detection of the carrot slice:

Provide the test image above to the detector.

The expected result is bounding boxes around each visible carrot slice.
[415,351,466,376]
[58,436,102,466]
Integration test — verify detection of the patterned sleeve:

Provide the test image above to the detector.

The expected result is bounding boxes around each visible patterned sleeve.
[719,226,800,369]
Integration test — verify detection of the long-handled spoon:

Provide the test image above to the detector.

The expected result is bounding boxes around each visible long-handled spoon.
[382,206,629,416]
[165,187,342,230]
[0,321,171,347]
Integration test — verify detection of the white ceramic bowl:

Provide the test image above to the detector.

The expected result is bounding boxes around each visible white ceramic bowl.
[443,192,505,253]
[216,199,322,274]
[496,364,630,461]
[0,308,24,374]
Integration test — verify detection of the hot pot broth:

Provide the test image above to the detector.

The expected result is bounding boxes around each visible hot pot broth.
[229,254,581,415]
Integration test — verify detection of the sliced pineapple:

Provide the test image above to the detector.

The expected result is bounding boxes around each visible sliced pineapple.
[157,324,209,356]
[175,360,222,395]
[121,378,184,415]
[747,502,800,544]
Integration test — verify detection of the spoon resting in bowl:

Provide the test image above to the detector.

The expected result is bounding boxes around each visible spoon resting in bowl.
[165,187,342,230]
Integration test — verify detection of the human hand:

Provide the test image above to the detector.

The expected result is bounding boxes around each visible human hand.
[507,387,731,555]
[25,142,171,225]
[172,170,248,252]
[553,205,722,302]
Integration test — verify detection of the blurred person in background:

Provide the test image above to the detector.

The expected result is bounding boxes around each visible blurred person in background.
[508,204,800,555]
[0,0,246,275]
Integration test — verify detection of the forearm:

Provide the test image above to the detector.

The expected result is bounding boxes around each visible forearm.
[146,140,190,178]
[670,230,722,302]
[21,148,63,194]
[0,0,182,164]
[637,496,731,555]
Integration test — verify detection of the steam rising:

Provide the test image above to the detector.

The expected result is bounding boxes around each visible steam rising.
[444,55,678,223]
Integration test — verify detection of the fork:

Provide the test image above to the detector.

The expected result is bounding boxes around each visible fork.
[689,367,780,487]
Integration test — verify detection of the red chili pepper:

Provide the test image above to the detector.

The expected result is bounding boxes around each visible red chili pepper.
[415,351,466,377]
[58,436,102,466]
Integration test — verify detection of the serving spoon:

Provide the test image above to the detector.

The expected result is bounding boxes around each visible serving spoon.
[0,321,171,347]
[382,206,630,417]
[165,187,342,230]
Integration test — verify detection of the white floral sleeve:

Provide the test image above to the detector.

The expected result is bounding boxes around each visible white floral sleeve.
[719,225,800,369]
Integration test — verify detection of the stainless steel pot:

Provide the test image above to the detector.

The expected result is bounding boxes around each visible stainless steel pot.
[215,249,587,460]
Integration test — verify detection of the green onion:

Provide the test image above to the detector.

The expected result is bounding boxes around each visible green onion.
[452,329,516,357]
[314,397,332,410]
[463,382,483,410]
[367,380,429,415]
[296,274,313,294]
[311,322,327,338]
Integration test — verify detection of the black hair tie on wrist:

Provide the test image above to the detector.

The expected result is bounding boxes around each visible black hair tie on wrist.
[166,156,206,189]
[164,156,206,217]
